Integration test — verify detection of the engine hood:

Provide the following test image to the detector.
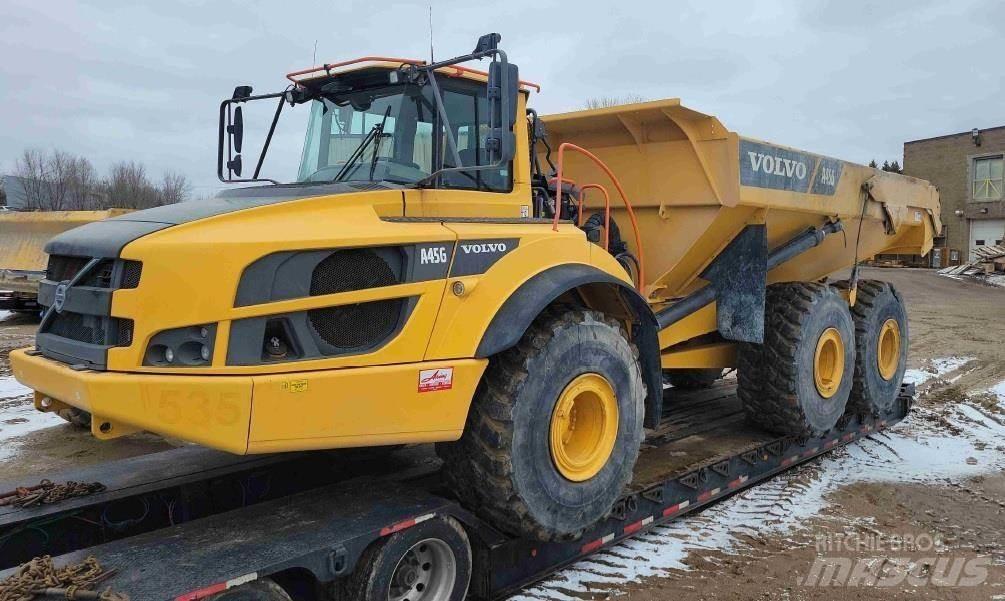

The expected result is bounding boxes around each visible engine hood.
[44,181,400,258]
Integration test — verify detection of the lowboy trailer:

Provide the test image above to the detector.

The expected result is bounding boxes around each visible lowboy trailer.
[0,382,913,600]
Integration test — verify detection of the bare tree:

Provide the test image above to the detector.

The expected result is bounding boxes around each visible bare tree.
[160,171,190,206]
[584,95,647,110]
[15,149,50,210]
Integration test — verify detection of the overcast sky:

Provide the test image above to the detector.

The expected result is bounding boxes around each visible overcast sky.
[1,0,1001,197]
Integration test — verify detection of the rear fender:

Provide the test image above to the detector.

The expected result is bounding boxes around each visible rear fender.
[476,264,664,428]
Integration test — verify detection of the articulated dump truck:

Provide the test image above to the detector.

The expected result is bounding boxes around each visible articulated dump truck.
[0,210,129,313]
[11,34,939,544]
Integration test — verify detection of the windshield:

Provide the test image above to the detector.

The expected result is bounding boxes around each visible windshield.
[295,80,510,191]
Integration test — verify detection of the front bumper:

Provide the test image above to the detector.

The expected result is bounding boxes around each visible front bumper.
[10,349,486,455]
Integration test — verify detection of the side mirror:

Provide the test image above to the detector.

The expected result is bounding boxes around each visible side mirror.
[228,106,244,153]
[487,59,519,164]
[227,154,243,178]
[232,85,253,100]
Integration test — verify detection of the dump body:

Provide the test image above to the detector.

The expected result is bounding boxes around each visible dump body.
[541,99,940,358]
[0,210,131,294]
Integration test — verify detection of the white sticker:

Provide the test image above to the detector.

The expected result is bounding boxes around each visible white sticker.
[914,210,922,222]
[520,205,530,218]
[418,367,453,393]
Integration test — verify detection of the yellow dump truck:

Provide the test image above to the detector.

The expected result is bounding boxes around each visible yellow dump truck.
[0,210,130,313]
[11,34,938,545]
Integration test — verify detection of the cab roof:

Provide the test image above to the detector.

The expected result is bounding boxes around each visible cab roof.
[286,57,540,92]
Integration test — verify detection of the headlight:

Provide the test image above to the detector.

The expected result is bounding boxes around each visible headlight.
[145,324,217,367]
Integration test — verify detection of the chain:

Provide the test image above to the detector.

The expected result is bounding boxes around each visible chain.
[0,556,127,601]
[0,480,106,509]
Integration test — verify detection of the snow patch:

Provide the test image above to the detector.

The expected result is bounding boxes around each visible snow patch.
[514,358,1002,600]
[0,376,31,400]
[903,356,975,387]
[0,310,11,322]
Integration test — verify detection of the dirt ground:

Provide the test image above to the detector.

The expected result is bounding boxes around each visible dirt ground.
[1,267,1003,600]
[613,267,1005,601]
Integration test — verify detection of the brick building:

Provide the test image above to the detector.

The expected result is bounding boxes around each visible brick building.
[903,126,1005,264]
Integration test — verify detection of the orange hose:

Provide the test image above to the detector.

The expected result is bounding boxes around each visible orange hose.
[551,143,646,292]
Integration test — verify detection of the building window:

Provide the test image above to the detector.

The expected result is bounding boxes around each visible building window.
[972,155,1003,200]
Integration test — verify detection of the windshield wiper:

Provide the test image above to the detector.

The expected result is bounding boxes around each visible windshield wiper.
[332,106,393,184]
[368,106,393,181]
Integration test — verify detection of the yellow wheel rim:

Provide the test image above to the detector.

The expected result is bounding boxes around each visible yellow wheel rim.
[877,318,901,381]
[813,327,845,399]
[549,373,619,482]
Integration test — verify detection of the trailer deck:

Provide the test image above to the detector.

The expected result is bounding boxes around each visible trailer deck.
[0,381,914,600]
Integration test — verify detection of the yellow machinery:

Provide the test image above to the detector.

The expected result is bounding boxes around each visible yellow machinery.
[0,210,130,312]
[11,34,938,542]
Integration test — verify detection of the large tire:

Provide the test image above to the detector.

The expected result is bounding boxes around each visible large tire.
[330,516,471,601]
[438,307,645,541]
[664,368,725,390]
[738,283,855,437]
[836,280,909,415]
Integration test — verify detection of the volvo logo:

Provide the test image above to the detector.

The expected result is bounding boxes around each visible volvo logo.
[53,283,68,313]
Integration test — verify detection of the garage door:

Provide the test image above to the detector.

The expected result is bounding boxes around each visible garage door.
[969,219,1005,258]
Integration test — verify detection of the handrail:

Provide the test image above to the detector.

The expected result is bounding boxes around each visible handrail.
[578,184,611,250]
[551,143,646,292]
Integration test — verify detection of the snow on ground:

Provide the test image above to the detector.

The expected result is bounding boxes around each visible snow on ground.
[903,356,976,387]
[0,375,63,460]
[0,311,11,322]
[513,357,998,600]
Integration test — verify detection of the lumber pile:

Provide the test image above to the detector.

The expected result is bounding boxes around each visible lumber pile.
[939,245,1005,287]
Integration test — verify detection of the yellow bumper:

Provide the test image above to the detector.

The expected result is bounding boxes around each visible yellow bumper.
[10,349,486,455]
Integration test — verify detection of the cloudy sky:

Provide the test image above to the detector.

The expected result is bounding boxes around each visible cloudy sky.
[1,0,1001,197]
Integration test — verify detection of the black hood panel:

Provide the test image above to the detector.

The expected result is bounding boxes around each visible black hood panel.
[44,181,398,258]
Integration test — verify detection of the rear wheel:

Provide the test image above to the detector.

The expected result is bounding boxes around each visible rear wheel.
[664,369,725,390]
[738,283,855,437]
[836,280,909,415]
[438,307,645,541]
[330,516,471,601]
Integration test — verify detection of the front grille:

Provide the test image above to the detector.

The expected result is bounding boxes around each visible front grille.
[47,313,132,347]
[308,299,405,351]
[120,261,143,289]
[309,248,400,296]
[46,255,90,282]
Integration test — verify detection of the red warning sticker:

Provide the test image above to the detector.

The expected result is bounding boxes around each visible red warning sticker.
[418,367,453,392]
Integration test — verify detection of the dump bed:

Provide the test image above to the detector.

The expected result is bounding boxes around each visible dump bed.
[0,210,130,293]
[541,99,941,301]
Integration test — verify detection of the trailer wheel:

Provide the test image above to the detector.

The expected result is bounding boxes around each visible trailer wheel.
[331,516,471,601]
[664,369,725,390]
[207,578,292,600]
[438,307,645,541]
[56,407,91,429]
[738,283,855,437]
[835,280,909,415]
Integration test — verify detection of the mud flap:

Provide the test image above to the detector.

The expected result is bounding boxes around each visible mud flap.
[700,224,767,343]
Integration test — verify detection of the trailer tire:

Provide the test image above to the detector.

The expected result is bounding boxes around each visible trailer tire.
[738,283,855,437]
[56,407,92,429]
[207,578,292,600]
[664,369,725,390]
[330,516,471,601]
[438,306,645,541]
[834,279,909,415]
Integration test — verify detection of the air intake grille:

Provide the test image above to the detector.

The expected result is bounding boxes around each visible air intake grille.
[121,260,143,289]
[309,248,400,296]
[306,249,403,351]
[46,256,90,282]
[308,299,405,351]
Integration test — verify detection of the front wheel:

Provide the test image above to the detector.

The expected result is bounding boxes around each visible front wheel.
[438,307,645,541]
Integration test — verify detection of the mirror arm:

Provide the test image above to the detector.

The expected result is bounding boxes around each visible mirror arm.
[426,71,463,176]
[253,94,286,180]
